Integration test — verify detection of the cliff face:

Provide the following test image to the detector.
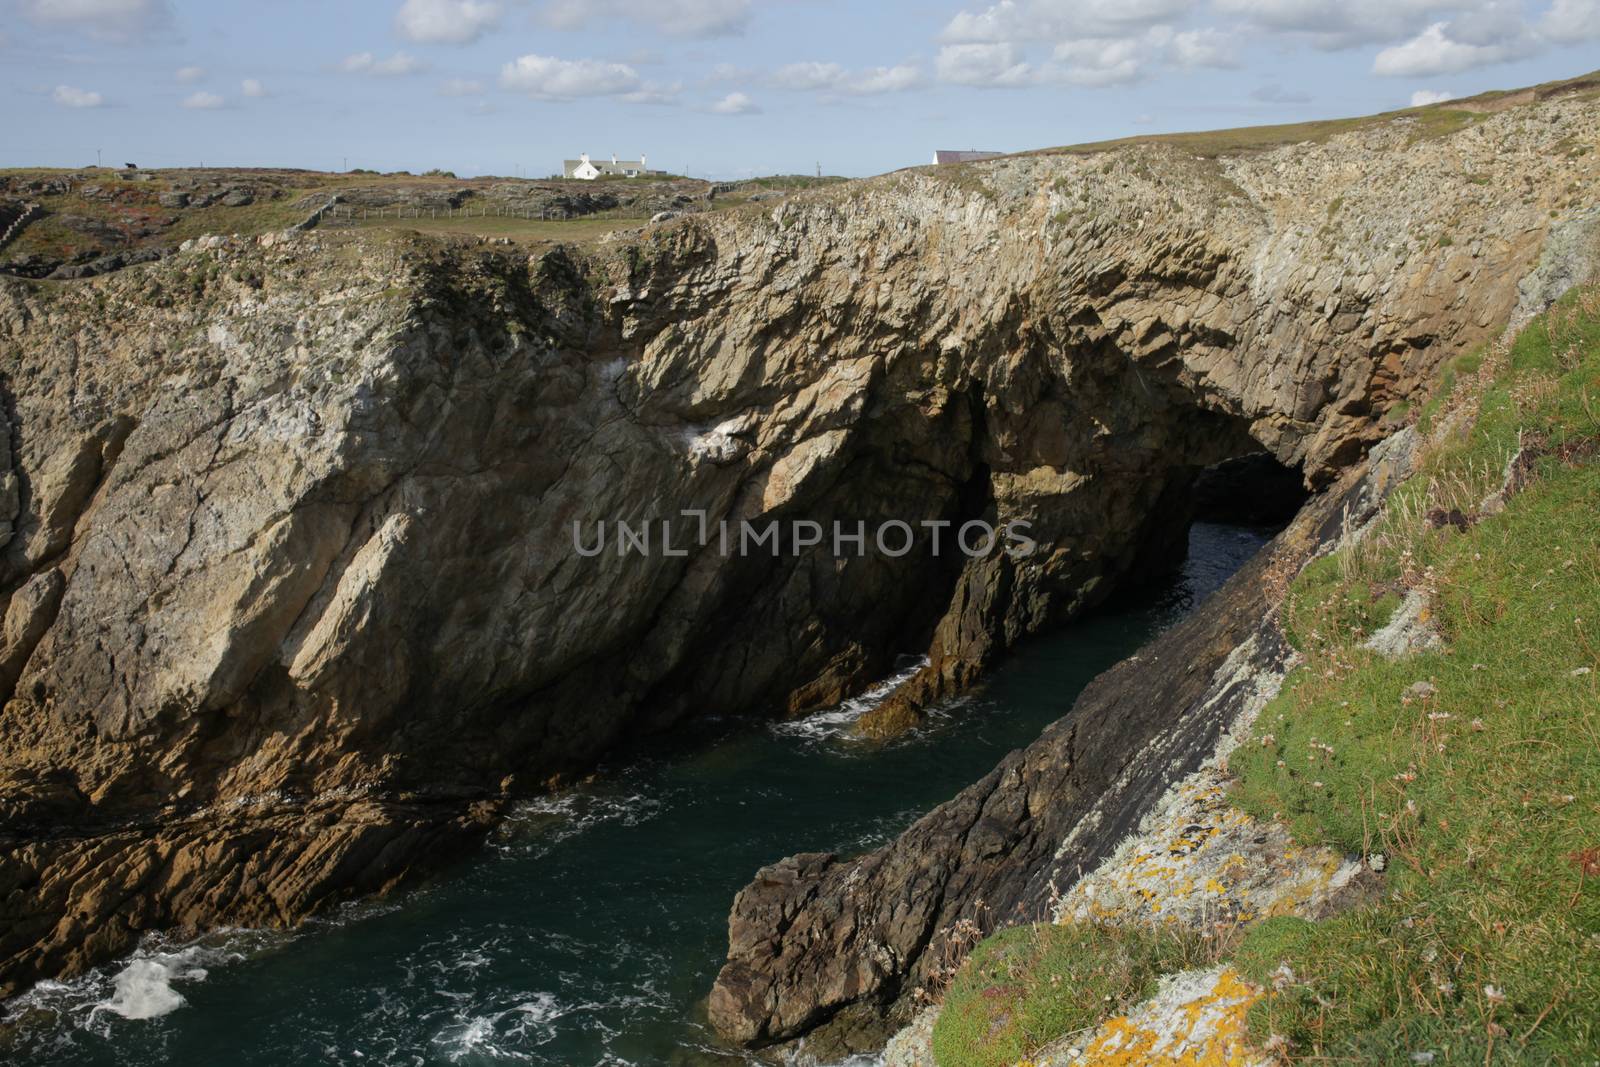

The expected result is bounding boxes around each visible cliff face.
[0,87,1594,997]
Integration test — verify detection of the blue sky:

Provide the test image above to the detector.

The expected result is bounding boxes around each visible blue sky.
[3,0,1597,179]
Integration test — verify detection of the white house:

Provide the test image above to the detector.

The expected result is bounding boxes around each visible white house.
[932,149,1003,165]
[563,153,655,180]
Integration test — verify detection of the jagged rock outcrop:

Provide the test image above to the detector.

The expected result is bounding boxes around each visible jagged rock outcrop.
[0,84,1594,1000]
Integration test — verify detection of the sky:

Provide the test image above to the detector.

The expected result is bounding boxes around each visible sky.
[2,0,1597,180]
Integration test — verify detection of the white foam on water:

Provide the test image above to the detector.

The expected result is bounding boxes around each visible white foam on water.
[769,657,930,742]
[495,789,663,856]
[96,958,190,1020]
[431,987,673,1064]
[4,927,286,1045]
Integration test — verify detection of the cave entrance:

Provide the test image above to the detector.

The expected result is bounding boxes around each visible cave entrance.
[1113,433,1309,607]
[1192,451,1311,527]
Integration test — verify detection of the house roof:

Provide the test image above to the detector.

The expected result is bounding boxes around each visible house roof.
[563,157,649,173]
[934,150,1003,164]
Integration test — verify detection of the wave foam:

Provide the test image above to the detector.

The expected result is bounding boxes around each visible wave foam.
[769,657,930,742]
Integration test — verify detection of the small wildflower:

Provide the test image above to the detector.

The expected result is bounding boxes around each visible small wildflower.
[1370,853,1387,872]
[1437,980,1456,996]
[1483,984,1506,1005]
[1427,711,1452,722]
[1471,718,1486,731]
[1271,963,1296,990]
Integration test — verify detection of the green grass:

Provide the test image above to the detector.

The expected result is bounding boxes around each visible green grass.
[1,166,715,266]
[341,214,640,248]
[930,923,1207,1067]
[1017,69,1597,161]
[1228,284,1600,1062]
[739,174,848,190]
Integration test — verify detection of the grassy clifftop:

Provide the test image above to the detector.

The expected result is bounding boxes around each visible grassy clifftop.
[1227,285,1600,1061]
[926,284,1600,1065]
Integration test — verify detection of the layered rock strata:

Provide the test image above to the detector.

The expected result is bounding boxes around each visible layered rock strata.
[1,85,1595,998]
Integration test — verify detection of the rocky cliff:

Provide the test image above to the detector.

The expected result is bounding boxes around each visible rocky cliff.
[0,83,1595,1000]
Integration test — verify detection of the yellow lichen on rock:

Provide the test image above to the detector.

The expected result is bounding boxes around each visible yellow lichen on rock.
[1038,967,1268,1067]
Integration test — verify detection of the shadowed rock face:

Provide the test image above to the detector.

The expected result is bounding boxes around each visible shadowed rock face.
[0,88,1594,998]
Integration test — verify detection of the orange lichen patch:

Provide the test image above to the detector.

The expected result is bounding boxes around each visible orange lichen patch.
[1069,967,1268,1067]
[1056,763,1359,933]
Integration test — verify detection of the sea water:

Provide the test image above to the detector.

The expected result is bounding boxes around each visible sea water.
[1,523,1274,1067]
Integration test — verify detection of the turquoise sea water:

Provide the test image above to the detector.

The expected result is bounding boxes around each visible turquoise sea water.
[2,523,1273,1067]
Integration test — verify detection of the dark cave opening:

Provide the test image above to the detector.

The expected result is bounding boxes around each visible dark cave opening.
[1192,451,1312,527]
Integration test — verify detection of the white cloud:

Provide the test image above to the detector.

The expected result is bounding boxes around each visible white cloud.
[1251,82,1312,103]
[176,65,206,83]
[52,84,104,107]
[772,61,846,91]
[935,43,1035,86]
[937,1,1234,84]
[711,90,760,113]
[241,78,267,97]
[1540,0,1600,41]
[395,0,500,44]
[499,54,642,97]
[19,0,169,40]
[1410,87,1456,104]
[1213,0,1466,49]
[942,0,1194,43]
[181,90,225,109]
[540,0,749,38]
[1050,36,1146,85]
[621,83,683,105]
[439,78,486,95]
[772,61,922,94]
[343,51,426,76]
[1169,27,1240,68]
[1372,19,1534,75]
[847,64,922,94]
